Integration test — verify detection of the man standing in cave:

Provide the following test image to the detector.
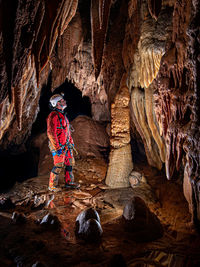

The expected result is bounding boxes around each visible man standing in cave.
[47,93,80,192]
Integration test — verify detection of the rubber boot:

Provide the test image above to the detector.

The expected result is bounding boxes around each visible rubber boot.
[49,172,61,192]
[64,170,80,189]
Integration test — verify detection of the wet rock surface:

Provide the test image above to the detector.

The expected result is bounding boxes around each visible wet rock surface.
[0,158,200,266]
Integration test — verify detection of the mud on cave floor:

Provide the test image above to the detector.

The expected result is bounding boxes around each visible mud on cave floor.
[0,157,200,266]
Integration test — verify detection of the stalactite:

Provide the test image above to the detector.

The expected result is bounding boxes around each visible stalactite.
[176,133,184,171]
[0,96,14,140]
[99,0,105,29]
[47,0,66,58]
[165,129,175,180]
[34,34,46,86]
[148,0,162,20]
[91,0,112,79]
[139,47,165,89]
[145,85,165,162]
[129,4,173,90]
[60,0,78,35]
[12,86,22,130]
[130,88,162,170]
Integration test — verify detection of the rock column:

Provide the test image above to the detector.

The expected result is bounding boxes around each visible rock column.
[105,74,133,188]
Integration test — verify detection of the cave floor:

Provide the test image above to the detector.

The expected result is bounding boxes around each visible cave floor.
[0,158,200,266]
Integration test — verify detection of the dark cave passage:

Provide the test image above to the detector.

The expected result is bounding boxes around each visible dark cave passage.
[0,79,92,192]
[53,79,92,122]
[32,77,92,136]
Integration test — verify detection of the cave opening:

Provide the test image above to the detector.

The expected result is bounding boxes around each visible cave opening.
[32,77,91,136]
[0,78,92,192]
[29,79,92,180]
[53,79,92,122]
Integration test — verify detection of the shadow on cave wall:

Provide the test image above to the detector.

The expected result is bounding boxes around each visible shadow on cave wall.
[0,76,92,192]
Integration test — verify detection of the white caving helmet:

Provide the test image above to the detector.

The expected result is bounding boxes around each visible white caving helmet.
[49,94,63,107]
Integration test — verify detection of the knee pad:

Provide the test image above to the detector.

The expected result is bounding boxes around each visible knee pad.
[65,165,72,172]
[51,166,62,175]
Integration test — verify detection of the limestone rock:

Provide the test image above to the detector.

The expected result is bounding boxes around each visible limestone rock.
[110,74,131,149]
[129,171,146,187]
[106,144,133,188]
[71,115,109,158]
[40,213,61,229]
[123,199,135,221]
[129,170,157,204]
[75,208,103,241]
[130,88,163,170]
[122,197,163,241]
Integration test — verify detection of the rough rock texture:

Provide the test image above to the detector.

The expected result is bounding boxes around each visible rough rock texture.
[130,87,163,170]
[71,115,109,158]
[153,0,200,225]
[0,0,79,150]
[75,208,103,241]
[1,160,199,266]
[0,0,200,227]
[50,9,110,122]
[106,144,133,188]
[106,74,133,188]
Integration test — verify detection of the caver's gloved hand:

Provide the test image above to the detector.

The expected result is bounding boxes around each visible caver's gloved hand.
[56,148,63,156]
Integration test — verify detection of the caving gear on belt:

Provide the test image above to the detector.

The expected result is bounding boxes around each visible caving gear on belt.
[47,109,74,156]
[47,109,79,191]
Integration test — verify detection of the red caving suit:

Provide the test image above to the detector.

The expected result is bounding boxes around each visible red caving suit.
[47,109,74,189]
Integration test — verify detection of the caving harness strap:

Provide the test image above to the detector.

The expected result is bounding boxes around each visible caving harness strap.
[51,110,74,157]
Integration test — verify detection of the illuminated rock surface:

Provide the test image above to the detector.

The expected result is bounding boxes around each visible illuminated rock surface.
[0,159,200,266]
[0,0,200,265]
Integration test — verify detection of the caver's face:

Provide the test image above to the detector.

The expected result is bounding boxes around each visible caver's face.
[57,98,67,110]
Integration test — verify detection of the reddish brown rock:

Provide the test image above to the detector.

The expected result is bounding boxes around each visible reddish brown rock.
[71,115,109,158]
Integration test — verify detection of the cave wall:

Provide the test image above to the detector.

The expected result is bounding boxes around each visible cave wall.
[0,0,200,225]
[0,0,78,150]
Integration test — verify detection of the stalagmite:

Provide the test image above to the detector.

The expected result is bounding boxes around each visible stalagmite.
[106,74,133,188]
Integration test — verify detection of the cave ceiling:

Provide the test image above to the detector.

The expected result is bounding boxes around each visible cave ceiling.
[0,0,200,225]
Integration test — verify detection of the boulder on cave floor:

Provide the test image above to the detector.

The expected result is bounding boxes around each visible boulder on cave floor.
[129,170,157,204]
[75,208,103,242]
[122,196,163,242]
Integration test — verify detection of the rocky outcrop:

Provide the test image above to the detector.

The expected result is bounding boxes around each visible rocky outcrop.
[71,115,109,158]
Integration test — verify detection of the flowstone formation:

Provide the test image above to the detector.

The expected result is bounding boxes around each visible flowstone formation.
[154,0,200,225]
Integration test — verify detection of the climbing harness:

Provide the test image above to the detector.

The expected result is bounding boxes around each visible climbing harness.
[52,110,75,157]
